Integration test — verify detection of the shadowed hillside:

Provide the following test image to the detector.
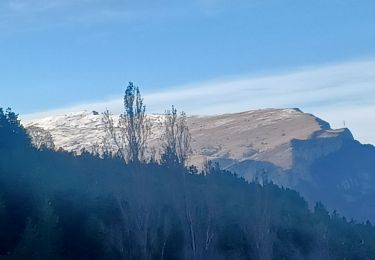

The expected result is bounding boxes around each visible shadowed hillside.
[2,108,375,259]
[25,108,375,222]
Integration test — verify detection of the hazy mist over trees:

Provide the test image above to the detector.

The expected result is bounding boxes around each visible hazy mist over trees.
[1,86,375,259]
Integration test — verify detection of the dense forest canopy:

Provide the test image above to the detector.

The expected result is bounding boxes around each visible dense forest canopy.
[1,112,375,259]
[1,84,375,259]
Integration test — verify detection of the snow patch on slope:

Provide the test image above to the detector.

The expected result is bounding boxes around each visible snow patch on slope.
[23,108,350,171]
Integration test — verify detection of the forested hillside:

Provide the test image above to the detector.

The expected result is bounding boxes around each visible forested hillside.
[1,107,375,259]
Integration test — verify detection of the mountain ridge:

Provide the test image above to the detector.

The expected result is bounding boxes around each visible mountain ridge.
[23,108,355,178]
[23,108,375,221]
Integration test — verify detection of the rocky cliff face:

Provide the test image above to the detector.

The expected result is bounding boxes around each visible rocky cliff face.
[23,108,375,221]
[290,128,354,185]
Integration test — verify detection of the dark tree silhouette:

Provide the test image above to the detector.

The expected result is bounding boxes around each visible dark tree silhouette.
[121,82,151,163]
[161,106,191,167]
[102,82,151,163]
[2,107,375,259]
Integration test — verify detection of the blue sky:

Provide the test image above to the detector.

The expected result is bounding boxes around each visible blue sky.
[1,0,375,143]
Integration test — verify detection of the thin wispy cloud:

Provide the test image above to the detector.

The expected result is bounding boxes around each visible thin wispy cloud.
[0,0,249,32]
[2,0,64,12]
[22,58,375,145]
[0,0,137,31]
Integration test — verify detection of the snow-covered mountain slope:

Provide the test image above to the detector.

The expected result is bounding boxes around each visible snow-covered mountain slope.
[23,108,349,175]
[23,108,375,221]
[24,111,166,155]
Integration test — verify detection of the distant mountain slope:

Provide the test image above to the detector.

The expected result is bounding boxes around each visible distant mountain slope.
[189,108,322,170]
[299,140,375,222]
[23,108,339,169]
[24,108,375,221]
[3,108,375,259]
